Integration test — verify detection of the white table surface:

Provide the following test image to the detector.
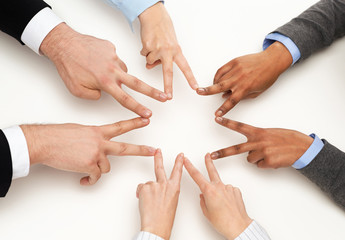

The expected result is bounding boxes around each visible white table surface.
[0,0,344,239]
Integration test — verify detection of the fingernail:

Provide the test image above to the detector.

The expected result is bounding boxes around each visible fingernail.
[211,152,219,159]
[193,83,199,90]
[143,110,152,118]
[197,88,206,94]
[159,92,168,100]
[216,117,223,123]
[141,118,149,123]
[216,110,223,116]
[167,93,172,99]
[178,153,184,158]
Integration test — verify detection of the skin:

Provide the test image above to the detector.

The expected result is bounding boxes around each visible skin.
[21,117,155,185]
[211,117,314,169]
[197,41,293,116]
[40,23,168,118]
[136,149,184,240]
[139,2,198,99]
[184,154,252,240]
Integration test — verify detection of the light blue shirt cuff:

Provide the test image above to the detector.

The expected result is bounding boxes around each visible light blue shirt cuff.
[292,134,324,170]
[107,0,163,24]
[263,33,301,65]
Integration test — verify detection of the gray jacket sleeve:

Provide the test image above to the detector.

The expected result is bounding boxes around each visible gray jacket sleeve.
[298,140,345,210]
[273,0,345,61]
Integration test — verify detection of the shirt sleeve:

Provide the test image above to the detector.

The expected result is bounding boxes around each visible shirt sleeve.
[292,133,324,170]
[106,0,163,24]
[134,231,164,240]
[2,126,30,180]
[263,32,301,65]
[235,220,271,240]
[21,7,63,55]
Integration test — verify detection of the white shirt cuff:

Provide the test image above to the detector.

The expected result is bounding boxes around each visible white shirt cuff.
[134,231,164,240]
[234,220,271,240]
[2,126,30,180]
[21,7,63,55]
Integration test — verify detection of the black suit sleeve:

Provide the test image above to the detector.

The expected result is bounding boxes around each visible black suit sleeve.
[298,140,345,210]
[0,0,50,43]
[0,130,13,197]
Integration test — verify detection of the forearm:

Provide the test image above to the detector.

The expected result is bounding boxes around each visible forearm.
[273,0,345,61]
[298,140,345,210]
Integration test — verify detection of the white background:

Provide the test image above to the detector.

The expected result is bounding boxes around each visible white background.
[0,0,345,239]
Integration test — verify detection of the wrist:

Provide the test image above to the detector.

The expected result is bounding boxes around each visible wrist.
[138,1,164,24]
[225,218,253,240]
[264,41,292,75]
[20,125,47,165]
[40,23,77,61]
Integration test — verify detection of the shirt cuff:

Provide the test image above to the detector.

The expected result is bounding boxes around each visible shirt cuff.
[292,134,324,170]
[2,126,30,180]
[263,33,301,65]
[107,0,163,24]
[21,7,63,55]
[235,220,271,240]
[134,231,164,240]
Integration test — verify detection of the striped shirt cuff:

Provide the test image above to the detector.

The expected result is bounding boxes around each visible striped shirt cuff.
[134,231,164,240]
[234,221,271,240]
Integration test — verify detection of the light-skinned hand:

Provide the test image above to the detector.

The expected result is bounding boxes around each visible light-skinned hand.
[136,149,184,240]
[139,2,198,99]
[21,117,155,185]
[40,23,168,118]
[211,117,314,168]
[184,154,252,240]
[197,42,292,116]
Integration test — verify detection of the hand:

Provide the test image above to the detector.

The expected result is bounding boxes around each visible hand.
[197,42,292,116]
[21,118,155,185]
[139,2,198,99]
[40,23,168,118]
[184,154,252,240]
[136,149,184,240]
[211,117,314,168]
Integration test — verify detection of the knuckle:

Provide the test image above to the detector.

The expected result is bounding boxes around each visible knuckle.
[120,94,130,103]
[118,143,128,155]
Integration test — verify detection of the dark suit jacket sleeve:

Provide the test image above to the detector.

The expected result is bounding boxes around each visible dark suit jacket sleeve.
[0,130,13,197]
[298,140,345,210]
[0,0,50,43]
[273,0,345,61]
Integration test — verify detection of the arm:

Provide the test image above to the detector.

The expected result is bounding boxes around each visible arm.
[274,0,345,61]
[0,130,13,197]
[211,117,345,210]
[183,153,270,240]
[299,140,345,210]
[107,0,198,98]
[1,1,167,117]
[136,150,184,239]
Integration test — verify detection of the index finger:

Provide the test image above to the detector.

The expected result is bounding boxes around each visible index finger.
[215,117,257,137]
[174,53,199,90]
[154,149,167,182]
[183,157,209,191]
[100,117,150,139]
[196,80,232,96]
[205,153,221,182]
[162,58,174,99]
[211,142,259,160]
[104,83,152,118]
[169,153,184,183]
